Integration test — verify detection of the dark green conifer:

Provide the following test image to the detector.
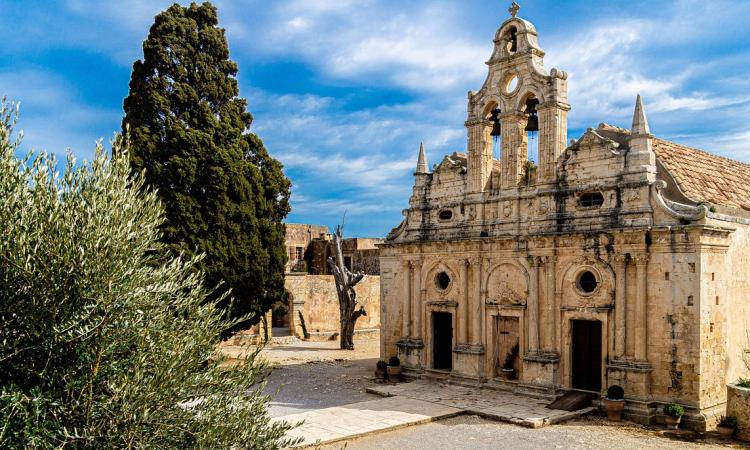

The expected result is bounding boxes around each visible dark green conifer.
[122,2,290,331]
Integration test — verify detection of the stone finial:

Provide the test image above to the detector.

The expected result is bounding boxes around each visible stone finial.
[415,142,429,174]
[508,2,520,18]
[631,94,651,136]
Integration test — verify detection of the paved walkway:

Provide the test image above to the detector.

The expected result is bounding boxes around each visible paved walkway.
[274,381,595,448]
[274,396,462,448]
[367,380,594,428]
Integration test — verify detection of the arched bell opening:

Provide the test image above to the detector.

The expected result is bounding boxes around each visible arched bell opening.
[484,101,502,160]
[504,26,518,56]
[519,93,540,170]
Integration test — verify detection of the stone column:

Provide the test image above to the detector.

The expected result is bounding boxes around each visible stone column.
[470,257,483,346]
[402,260,412,338]
[634,254,649,361]
[412,259,423,341]
[527,257,540,353]
[614,254,627,358]
[500,114,527,189]
[459,258,469,344]
[544,256,556,352]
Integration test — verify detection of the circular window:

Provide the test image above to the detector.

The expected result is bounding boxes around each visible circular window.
[505,75,519,94]
[439,209,453,221]
[436,272,451,291]
[577,271,598,294]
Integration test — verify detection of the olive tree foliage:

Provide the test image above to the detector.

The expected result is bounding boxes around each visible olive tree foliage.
[0,102,296,449]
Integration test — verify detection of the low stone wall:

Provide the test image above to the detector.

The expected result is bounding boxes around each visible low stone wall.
[286,274,381,338]
[727,384,750,441]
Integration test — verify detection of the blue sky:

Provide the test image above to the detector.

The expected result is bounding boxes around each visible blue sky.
[2,0,749,237]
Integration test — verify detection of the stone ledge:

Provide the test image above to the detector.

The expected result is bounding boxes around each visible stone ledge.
[523,351,560,363]
[396,337,425,349]
[606,359,652,372]
[453,343,485,355]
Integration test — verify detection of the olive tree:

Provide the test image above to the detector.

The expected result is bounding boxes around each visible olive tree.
[0,101,296,449]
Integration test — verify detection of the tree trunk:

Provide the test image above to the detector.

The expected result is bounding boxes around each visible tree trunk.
[327,225,366,350]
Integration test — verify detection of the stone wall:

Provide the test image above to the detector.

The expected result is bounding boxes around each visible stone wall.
[727,384,750,441]
[286,274,380,338]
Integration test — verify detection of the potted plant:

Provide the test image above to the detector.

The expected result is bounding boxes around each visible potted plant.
[717,416,737,438]
[602,385,625,421]
[375,360,387,380]
[663,403,685,429]
[387,356,401,382]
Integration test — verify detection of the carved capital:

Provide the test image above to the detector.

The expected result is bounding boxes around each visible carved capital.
[468,256,481,266]
[613,253,628,266]
[633,253,650,266]
[528,255,542,267]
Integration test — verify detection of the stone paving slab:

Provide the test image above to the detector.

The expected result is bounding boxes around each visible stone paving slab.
[274,396,463,448]
[366,380,594,428]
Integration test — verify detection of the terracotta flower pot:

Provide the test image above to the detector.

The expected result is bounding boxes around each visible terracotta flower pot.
[602,398,625,421]
[717,426,734,438]
[375,368,386,380]
[387,366,401,382]
[665,415,682,430]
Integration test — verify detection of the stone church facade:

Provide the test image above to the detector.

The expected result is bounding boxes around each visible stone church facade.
[379,8,750,430]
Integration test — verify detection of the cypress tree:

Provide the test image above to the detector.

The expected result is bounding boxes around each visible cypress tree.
[122,2,290,331]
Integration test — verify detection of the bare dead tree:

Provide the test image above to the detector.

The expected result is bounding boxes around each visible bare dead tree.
[327,225,367,350]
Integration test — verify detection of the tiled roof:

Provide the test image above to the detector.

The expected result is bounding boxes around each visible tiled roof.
[653,138,750,211]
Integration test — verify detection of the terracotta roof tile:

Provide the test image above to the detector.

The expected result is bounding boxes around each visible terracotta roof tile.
[653,138,750,210]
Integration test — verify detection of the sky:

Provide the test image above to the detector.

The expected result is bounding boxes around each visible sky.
[1,0,749,237]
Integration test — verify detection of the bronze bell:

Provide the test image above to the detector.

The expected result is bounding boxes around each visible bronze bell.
[524,99,539,132]
[490,108,502,137]
[525,113,539,132]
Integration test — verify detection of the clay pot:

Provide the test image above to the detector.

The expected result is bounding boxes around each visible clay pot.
[665,415,682,430]
[387,366,401,382]
[375,368,386,380]
[717,426,734,438]
[602,398,625,421]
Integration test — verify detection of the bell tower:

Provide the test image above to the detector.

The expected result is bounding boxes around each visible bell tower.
[466,2,569,192]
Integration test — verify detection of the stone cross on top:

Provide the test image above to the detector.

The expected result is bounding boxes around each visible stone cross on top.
[508,2,520,18]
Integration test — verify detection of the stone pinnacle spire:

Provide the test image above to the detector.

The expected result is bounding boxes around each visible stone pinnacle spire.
[416,142,429,174]
[631,94,651,136]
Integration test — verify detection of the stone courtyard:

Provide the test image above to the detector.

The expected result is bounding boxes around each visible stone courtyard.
[247,336,743,449]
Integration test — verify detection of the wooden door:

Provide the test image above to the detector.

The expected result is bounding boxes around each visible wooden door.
[494,316,520,378]
[432,312,453,370]
[571,320,602,392]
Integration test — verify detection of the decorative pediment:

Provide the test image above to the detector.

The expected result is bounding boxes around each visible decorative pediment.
[434,152,468,175]
[570,129,621,153]
[486,282,526,306]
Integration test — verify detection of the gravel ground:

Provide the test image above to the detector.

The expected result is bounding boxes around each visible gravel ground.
[320,415,744,450]
[256,337,381,417]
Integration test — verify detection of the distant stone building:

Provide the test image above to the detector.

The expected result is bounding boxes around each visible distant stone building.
[379,6,750,430]
[279,224,382,339]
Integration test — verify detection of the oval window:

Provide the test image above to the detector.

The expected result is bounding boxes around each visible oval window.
[577,271,598,294]
[505,75,519,94]
[579,192,604,208]
[436,272,451,291]
[439,209,453,221]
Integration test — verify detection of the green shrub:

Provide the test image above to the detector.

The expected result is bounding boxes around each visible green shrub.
[388,356,401,367]
[719,416,737,428]
[606,385,625,400]
[376,360,388,370]
[663,403,685,418]
[737,378,750,388]
[0,102,297,449]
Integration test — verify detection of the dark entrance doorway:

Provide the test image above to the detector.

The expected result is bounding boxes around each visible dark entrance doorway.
[432,312,453,370]
[494,316,520,379]
[571,320,602,392]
